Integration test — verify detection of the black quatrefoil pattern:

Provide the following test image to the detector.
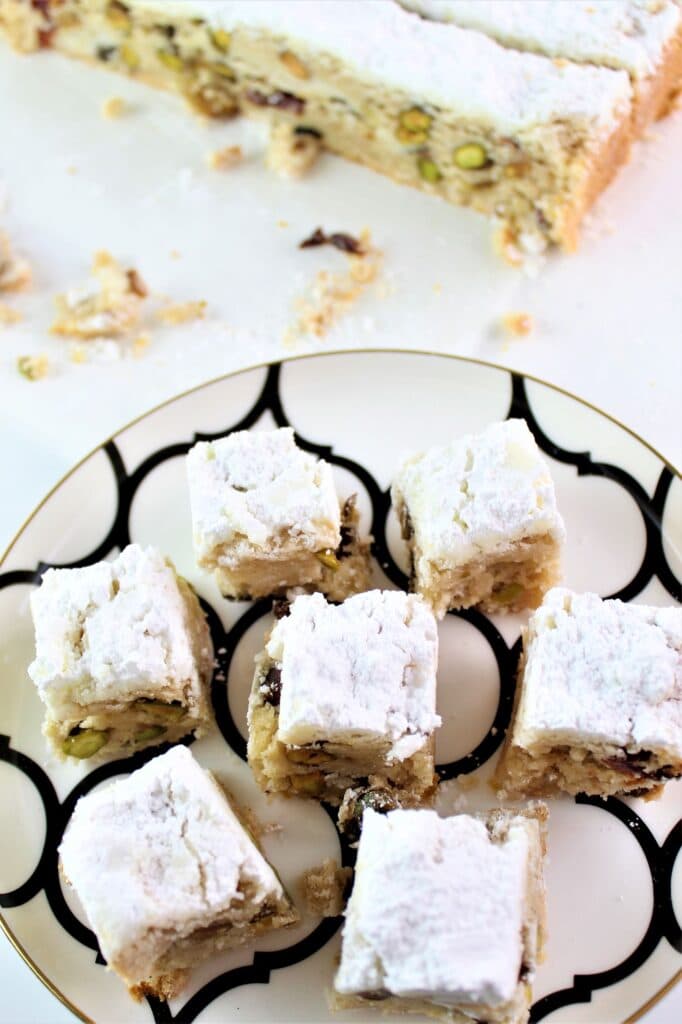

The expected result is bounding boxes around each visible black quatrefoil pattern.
[0,359,680,1024]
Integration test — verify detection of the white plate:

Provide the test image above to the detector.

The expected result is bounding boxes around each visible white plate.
[0,351,680,1024]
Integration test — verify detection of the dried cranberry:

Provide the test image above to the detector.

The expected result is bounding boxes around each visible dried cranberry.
[259,666,282,707]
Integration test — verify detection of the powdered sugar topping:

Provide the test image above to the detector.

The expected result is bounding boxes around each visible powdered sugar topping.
[517,589,682,755]
[393,419,564,563]
[28,544,210,712]
[335,809,530,1005]
[268,590,440,758]
[187,428,340,561]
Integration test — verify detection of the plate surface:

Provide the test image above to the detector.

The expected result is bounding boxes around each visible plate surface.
[0,351,680,1024]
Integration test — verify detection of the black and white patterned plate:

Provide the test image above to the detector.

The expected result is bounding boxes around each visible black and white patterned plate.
[0,351,680,1024]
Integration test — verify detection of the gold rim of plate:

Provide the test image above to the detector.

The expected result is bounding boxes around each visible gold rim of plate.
[0,348,679,1024]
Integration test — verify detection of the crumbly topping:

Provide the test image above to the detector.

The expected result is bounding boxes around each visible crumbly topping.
[206,145,244,170]
[266,123,322,178]
[400,0,681,82]
[51,250,147,340]
[59,746,284,986]
[187,427,340,561]
[392,419,565,563]
[335,809,530,1005]
[516,588,682,756]
[28,544,212,713]
[268,590,441,757]
[0,231,31,292]
[136,1,632,133]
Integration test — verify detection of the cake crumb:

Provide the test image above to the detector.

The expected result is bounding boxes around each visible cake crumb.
[0,302,22,325]
[101,96,126,119]
[302,859,352,917]
[501,311,534,337]
[169,249,182,260]
[157,300,207,325]
[277,220,289,229]
[68,343,88,364]
[286,231,381,344]
[132,332,151,357]
[51,251,147,340]
[433,282,442,295]
[17,354,49,381]
[267,123,322,178]
[0,233,32,292]
[206,145,243,171]
[66,166,78,175]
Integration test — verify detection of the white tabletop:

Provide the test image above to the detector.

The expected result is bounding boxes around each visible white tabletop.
[0,40,680,1024]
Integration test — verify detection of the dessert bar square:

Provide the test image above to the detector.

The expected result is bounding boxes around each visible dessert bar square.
[28,544,213,760]
[392,419,565,618]
[0,0,634,252]
[59,746,298,1000]
[332,805,547,1024]
[496,588,682,799]
[247,589,440,804]
[187,427,370,600]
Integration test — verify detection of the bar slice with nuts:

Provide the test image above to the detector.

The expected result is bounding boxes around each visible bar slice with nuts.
[0,0,637,253]
[392,419,565,618]
[247,589,441,805]
[186,427,371,600]
[28,544,214,760]
[495,589,682,800]
[332,805,547,1023]
[59,746,298,1001]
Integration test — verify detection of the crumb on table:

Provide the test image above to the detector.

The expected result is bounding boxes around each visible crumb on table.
[267,123,322,179]
[17,354,49,380]
[501,311,534,337]
[51,251,147,340]
[206,145,243,170]
[0,302,22,325]
[285,230,382,344]
[0,232,32,292]
[302,859,352,918]
[101,96,126,119]
[157,300,207,325]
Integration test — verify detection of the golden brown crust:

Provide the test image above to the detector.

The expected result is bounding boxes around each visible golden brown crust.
[636,19,682,131]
